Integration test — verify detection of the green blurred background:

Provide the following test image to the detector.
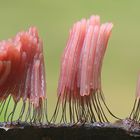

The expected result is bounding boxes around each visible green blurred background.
[0,0,140,122]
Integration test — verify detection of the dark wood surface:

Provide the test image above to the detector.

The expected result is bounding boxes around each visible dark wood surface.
[0,120,140,140]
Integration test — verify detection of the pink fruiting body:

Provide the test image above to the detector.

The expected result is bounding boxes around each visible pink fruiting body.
[52,15,114,123]
[136,74,140,98]
[0,27,47,122]
[58,15,113,99]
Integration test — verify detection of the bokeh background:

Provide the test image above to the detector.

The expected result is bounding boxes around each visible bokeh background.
[0,0,140,122]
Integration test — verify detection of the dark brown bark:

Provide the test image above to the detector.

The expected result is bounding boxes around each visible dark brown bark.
[0,120,140,140]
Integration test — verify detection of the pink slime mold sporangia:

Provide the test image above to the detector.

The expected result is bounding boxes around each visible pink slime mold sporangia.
[0,27,47,123]
[51,15,119,124]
